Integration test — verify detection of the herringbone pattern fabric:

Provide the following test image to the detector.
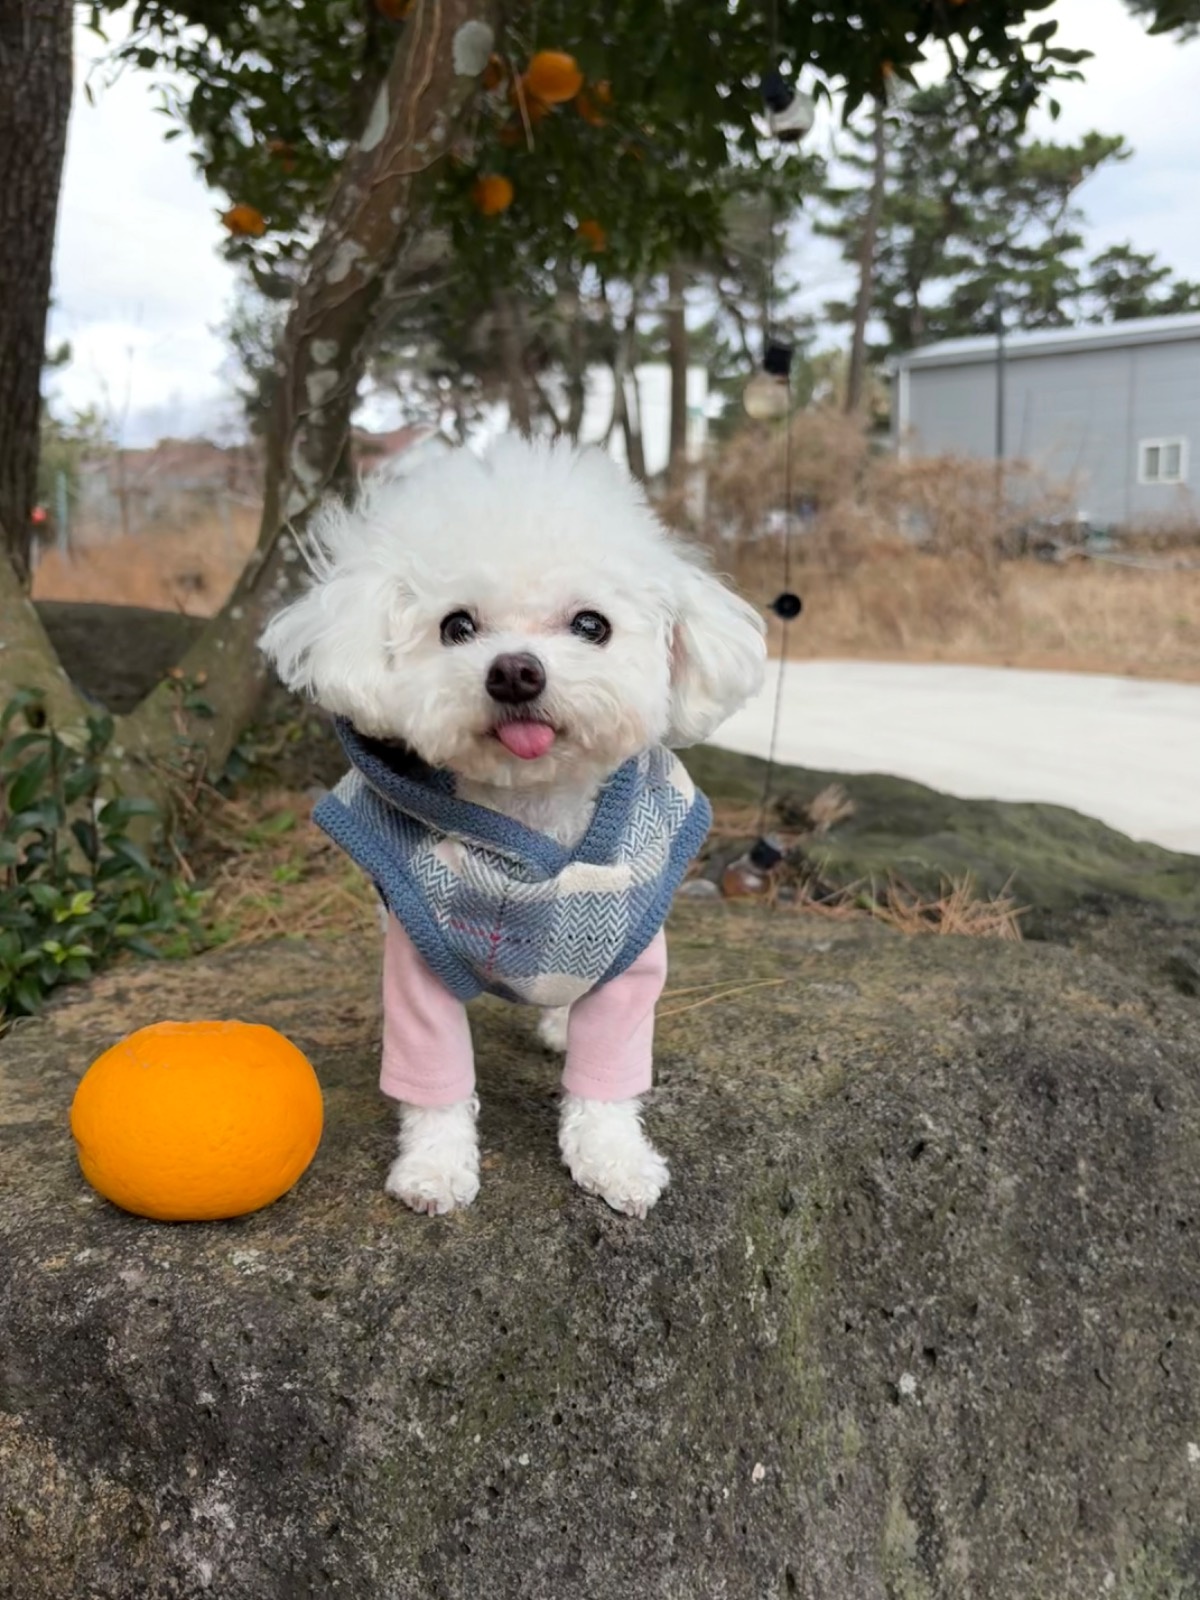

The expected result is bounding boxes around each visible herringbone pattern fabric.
[315,724,711,1005]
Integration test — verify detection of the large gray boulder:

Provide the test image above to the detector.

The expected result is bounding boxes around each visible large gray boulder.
[3,902,1199,1599]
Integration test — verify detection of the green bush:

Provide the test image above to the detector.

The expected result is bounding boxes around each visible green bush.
[0,689,196,1024]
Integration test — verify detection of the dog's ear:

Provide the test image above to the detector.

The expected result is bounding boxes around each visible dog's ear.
[666,555,766,746]
[259,497,416,724]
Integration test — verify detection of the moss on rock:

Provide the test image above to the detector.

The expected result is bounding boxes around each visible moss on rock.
[4,909,1200,1597]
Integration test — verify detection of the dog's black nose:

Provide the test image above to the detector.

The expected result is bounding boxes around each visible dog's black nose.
[486,651,546,705]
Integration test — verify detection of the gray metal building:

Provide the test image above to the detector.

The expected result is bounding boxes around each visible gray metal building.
[892,312,1200,528]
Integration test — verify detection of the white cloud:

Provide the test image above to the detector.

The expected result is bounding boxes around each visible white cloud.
[1027,0,1200,277]
[48,13,239,444]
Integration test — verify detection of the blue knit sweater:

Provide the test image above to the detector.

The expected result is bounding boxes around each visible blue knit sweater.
[313,720,712,1006]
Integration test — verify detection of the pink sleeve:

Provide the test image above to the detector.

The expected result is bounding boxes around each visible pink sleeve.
[560,929,668,1103]
[379,915,475,1107]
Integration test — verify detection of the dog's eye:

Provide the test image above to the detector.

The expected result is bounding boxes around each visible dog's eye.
[569,610,612,646]
[440,610,477,646]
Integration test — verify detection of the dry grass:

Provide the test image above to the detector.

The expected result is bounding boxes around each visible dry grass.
[32,507,259,615]
[688,410,1200,682]
[731,542,1200,681]
[698,794,1026,941]
[186,781,1021,955]
[772,865,1026,941]
[31,419,1200,679]
[194,790,379,949]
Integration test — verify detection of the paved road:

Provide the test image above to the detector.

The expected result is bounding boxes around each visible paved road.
[709,661,1200,856]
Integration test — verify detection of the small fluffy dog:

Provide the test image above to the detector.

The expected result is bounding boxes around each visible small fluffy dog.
[261,437,764,1217]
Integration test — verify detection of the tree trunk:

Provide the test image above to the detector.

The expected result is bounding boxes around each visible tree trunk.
[623,371,648,483]
[564,290,587,444]
[494,290,533,436]
[0,0,499,796]
[665,264,689,489]
[0,0,72,586]
[845,100,887,417]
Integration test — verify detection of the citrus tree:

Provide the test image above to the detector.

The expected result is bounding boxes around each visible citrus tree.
[3,0,1194,799]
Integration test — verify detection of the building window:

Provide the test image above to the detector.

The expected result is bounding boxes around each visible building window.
[1139,437,1188,485]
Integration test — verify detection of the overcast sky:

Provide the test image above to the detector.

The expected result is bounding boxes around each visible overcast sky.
[48,0,1200,446]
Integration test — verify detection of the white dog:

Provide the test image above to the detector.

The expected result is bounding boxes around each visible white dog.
[261,436,764,1217]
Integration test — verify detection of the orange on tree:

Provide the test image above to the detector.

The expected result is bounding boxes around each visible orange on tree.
[70,1020,324,1222]
[524,50,584,104]
[374,0,415,19]
[473,173,514,215]
[481,53,507,91]
[577,80,612,126]
[221,203,267,238]
[576,217,607,252]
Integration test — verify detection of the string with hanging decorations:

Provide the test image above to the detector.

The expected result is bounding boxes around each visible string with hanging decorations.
[721,38,815,898]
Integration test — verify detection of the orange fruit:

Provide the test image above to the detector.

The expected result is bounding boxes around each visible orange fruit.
[472,173,514,215]
[221,203,267,238]
[70,1020,324,1222]
[577,80,612,125]
[374,0,415,18]
[524,50,584,104]
[576,217,607,252]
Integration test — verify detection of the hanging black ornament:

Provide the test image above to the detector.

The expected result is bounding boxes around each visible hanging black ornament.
[759,68,793,115]
[771,592,803,621]
[759,67,816,143]
[749,835,785,872]
[763,340,794,377]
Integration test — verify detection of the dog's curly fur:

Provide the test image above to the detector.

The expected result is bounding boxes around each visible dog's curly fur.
[261,436,765,1216]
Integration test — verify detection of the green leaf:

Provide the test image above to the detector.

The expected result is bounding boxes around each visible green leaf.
[1,689,45,731]
[26,882,65,912]
[1,731,49,764]
[63,765,101,804]
[12,978,44,1015]
[97,796,160,828]
[107,837,155,877]
[71,819,100,863]
[8,754,50,816]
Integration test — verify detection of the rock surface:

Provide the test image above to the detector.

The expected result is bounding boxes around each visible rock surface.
[4,905,1200,1598]
[35,601,205,715]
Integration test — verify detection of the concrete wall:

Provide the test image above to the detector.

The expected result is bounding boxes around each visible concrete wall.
[897,336,1200,528]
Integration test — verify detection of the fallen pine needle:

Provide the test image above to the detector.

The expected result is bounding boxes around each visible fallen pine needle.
[658,978,786,1020]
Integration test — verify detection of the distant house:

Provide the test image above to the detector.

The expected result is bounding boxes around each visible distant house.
[891,312,1200,529]
[74,439,261,546]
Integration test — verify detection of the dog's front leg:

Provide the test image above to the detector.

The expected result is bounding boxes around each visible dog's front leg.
[379,914,480,1216]
[558,929,669,1218]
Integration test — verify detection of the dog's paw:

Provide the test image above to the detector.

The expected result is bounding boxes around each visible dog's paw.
[537,1005,570,1054]
[558,1094,669,1219]
[385,1099,480,1216]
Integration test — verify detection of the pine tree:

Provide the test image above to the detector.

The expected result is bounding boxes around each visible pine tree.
[818,80,1129,355]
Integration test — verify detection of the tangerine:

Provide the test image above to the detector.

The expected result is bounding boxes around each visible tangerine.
[221,203,267,238]
[70,1020,323,1222]
[576,218,607,252]
[473,174,514,215]
[524,50,584,104]
[577,79,612,125]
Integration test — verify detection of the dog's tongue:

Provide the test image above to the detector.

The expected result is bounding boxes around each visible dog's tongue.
[496,721,556,760]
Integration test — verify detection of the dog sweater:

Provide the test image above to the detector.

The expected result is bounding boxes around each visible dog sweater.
[313,719,712,1009]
